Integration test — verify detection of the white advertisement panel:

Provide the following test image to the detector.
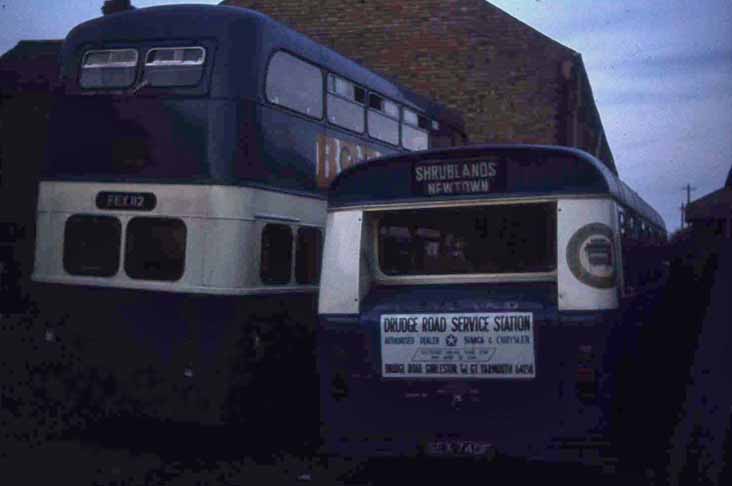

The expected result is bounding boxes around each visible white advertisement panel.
[380,312,535,379]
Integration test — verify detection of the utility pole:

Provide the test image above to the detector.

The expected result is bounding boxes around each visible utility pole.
[683,183,696,205]
[681,184,696,229]
[680,203,685,229]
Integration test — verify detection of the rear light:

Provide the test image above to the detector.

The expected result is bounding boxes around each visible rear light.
[576,344,598,402]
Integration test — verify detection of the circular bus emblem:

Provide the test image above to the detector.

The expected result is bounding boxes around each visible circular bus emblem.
[566,223,616,289]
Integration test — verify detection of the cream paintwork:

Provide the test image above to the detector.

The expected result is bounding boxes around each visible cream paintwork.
[32,181,325,295]
[320,197,623,317]
[318,210,364,315]
[557,198,618,311]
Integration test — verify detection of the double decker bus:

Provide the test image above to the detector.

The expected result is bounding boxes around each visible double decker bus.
[31,4,465,428]
[318,144,666,465]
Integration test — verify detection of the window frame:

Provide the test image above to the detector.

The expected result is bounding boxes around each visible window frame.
[140,45,208,88]
[82,48,139,69]
[264,49,324,120]
[63,214,122,277]
[325,72,366,134]
[123,216,187,282]
[401,106,430,151]
[144,46,206,67]
[79,48,140,89]
[366,92,401,146]
[294,226,324,285]
[370,201,558,281]
[259,223,295,286]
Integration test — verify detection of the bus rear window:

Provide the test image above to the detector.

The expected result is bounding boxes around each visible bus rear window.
[377,203,556,276]
[64,215,121,277]
[124,217,186,281]
[80,49,138,89]
[143,47,206,87]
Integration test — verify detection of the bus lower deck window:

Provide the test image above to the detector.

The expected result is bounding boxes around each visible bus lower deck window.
[63,215,122,277]
[124,217,186,281]
[260,224,293,285]
[295,227,323,284]
[377,203,556,276]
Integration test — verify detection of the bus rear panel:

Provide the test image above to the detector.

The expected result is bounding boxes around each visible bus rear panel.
[318,145,665,464]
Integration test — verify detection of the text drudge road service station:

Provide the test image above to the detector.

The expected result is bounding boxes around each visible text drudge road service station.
[380,312,535,379]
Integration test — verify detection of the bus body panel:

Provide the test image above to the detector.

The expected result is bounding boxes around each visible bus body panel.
[35,282,318,425]
[33,181,325,294]
[318,145,665,463]
[319,210,365,315]
[557,198,618,311]
[319,284,616,462]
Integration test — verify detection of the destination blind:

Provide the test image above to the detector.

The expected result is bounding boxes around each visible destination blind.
[412,158,506,196]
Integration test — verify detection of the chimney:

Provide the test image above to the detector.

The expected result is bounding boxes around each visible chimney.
[102,0,135,15]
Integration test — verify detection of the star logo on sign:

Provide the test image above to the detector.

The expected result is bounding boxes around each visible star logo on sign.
[446,335,458,347]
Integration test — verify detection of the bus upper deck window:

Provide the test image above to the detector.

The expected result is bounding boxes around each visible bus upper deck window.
[367,93,399,145]
[80,49,138,88]
[143,47,206,87]
[401,107,428,151]
[327,73,365,133]
[266,51,323,119]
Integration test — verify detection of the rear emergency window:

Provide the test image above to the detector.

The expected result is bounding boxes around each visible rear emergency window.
[63,215,121,276]
[124,217,186,281]
[378,203,556,276]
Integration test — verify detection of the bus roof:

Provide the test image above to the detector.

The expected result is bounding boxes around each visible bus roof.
[328,144,665,230]
[61,4,464,130]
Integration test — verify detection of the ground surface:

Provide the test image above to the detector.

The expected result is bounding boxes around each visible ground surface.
[1,232,728,485]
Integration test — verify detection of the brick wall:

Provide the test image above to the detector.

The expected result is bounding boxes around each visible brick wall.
[223,0,615,171]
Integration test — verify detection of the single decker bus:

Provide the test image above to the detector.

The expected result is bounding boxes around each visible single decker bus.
[317,144,666,466]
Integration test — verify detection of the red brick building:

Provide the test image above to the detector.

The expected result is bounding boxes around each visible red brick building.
[223,0,616,173]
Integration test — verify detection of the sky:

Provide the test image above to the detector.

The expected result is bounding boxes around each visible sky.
[1,0,730,232]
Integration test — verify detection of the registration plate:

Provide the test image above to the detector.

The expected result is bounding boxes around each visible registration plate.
[427,440,494,458]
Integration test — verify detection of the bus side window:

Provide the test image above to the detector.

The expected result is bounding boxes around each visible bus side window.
[327,73,365,133]
[367,93,399,146]
[401,108,428,151]
[260,224,293,285]
[265,51,323,119]
[295,227,323,285]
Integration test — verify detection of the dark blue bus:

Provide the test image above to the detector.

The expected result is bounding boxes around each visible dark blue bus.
[31,4,465,428]
[317,144,666,466]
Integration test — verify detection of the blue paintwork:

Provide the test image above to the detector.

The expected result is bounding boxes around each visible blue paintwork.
[318,282,626,461]
[46,5,464,197]
[36,282,318,424]
[329,144,665,230]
